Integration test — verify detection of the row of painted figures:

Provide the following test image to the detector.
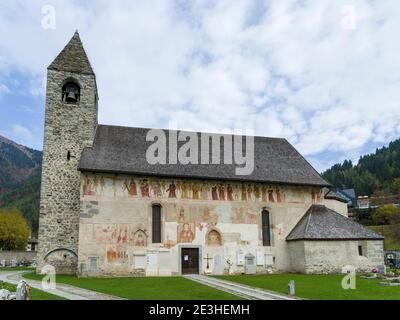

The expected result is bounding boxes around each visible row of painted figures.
[82,175,324,203]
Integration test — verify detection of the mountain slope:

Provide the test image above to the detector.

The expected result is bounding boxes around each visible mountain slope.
[0,135,42,233]
[322,138,400,196]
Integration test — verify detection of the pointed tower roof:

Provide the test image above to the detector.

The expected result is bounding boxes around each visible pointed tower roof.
[48,31,94,75]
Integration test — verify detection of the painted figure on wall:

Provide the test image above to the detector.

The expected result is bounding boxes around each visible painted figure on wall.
[106,245,117,263]
[99,176,106,194]
[261,186,268,202]
[192,183,200,200]
[133,230,147,247]
[218,184,226,201]
[207,230,222,246]
[152,181,163,198]
[268,189,275,202]
[117,225,129,244]
[180,182,190,199]
[227,184,234,201]
[93,175,99,194]
[201,183,209,200]
[276,187,284,203]
[247,185,253,201]
[112,176,118,197]
[178,223,195,243]
[212,186,219,200]
[254,185,261,200]
[241,184,247,201]
[83,175,95,196]
[124,179,137,196]
[167,182,177,198]
[140,179,150,197]
[179,207,185,223]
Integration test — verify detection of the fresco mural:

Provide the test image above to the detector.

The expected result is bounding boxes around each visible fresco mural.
[207,230,222,246]
[81,174,324,205]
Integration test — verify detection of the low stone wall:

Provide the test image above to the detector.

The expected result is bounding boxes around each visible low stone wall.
[0,251,37,264]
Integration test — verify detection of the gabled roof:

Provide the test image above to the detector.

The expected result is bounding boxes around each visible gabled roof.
[48,31,94,75]
[342,189,356,199]
[79,125,330,186]
[286,205,384,241]
[324,189,348,203]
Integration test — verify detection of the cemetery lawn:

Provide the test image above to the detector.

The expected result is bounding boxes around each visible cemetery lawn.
[1,282,65,300]
[215,274,400,300]
[24,273,241,300]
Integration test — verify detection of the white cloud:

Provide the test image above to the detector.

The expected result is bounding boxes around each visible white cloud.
[12,124,34,145]
[0,0,400,170]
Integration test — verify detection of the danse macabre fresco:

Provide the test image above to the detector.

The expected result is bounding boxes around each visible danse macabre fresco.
[82,174,323,204]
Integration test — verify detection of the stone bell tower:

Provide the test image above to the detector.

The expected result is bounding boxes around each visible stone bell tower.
[37,32,98,274]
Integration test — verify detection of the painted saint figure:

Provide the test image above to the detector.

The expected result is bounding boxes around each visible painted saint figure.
[211,186,219,200]
[167,182,177,198]
[179,223,195,243]
[227,184,234,201]
[140,179,150,197]
[124,179,137,196]
[218,184,226,201]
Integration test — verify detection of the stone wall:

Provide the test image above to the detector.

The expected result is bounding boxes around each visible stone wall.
[77,173,327,276]
[0,251,37,264]
[37,68,98,274]
[297,240,384,274]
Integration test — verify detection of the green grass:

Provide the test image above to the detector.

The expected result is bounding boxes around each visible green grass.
[215,274,400,300]
[369,224,400,250]
[1,282,65,300]
[24,273,241,300]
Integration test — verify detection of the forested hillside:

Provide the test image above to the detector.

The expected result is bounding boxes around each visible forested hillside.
[322,139,400,196]
[0,135,42,234]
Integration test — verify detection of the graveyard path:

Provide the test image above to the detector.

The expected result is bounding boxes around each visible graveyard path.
[184,274,296,300]
[0,271,125,300]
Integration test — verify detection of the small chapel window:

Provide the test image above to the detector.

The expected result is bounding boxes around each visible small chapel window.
[62,82,80,103]
[152,204,162,243]
[262,210,271,246]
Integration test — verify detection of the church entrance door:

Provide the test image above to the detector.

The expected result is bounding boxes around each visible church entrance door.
[181,248,199,274]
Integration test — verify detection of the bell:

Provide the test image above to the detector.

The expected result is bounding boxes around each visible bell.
[66,91,77,103]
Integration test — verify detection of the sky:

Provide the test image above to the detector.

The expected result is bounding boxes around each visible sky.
[0,0,400,172]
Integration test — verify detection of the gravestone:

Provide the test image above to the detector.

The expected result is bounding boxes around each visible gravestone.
[146,251,158,276]
[16,281,29,300]
[158,251,171,276]
[245,254,256,274]
[237,251,245,266]
[377,265,387,274]
[213,255,223,275]
[0,289,11,300]
[11,260,18,268]
[0,260,6,268]
[256,249,264,266]
[133,254,146,269]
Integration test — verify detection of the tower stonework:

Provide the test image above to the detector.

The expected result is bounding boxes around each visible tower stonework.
[37,32,98,274]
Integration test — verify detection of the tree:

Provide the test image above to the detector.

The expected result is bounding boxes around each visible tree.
[372,204,400,225]
[0,208,30,250]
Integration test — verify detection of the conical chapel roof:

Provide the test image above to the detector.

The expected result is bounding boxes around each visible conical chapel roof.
[48,31,94,75]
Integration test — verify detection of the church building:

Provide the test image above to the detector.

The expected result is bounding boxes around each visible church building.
[37,32,384,276]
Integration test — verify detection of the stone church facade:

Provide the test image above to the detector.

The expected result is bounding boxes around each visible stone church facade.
[37,32,384,276]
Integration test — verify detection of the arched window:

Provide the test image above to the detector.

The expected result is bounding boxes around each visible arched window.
[152,204,162,243]
[62,82,80,103]
[262,210,271,246]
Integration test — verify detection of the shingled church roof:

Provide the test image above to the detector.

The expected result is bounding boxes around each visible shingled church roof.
[48,31,94,75]
[286,205,384,241]
[79,125,330,186]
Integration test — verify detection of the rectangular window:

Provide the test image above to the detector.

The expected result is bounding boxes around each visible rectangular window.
[152,205,162,243]
[358,245,363,256]
[262,210,271,246]
[89,257,98,272]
